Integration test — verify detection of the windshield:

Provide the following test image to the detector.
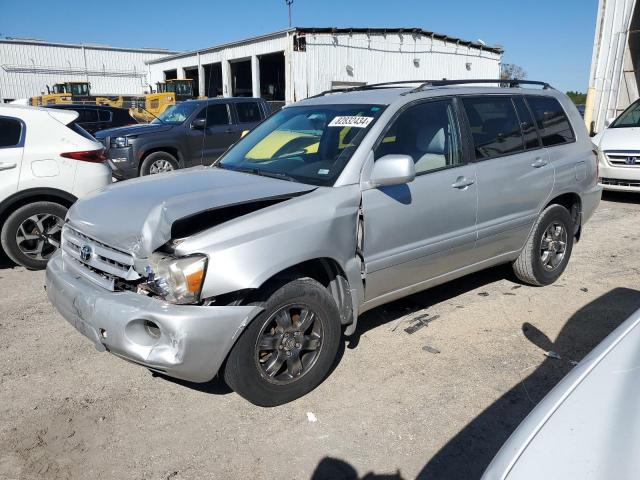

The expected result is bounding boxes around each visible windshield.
[611,99,640,128]
[218,104,385,186]
[152,102,198,125]
[70,83,89,96]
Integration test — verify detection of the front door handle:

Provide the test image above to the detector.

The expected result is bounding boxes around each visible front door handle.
[452,176,475,189]
[0,162,17,171]
[531,158,548,168]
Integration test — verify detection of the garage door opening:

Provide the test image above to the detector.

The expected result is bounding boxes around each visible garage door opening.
[259,52,285,103]
[231,59,252,97]
[163,69,177,81]
[203,63,223,98]
[183,67,200,98]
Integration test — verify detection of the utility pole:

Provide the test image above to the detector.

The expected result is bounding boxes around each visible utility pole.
[285,0,293,28]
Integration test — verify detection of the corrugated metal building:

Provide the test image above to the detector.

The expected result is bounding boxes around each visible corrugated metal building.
[586,0,639,133]
[146,27,503,106]
[0,38,178,102]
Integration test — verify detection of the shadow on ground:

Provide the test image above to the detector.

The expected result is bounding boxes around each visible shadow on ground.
[415,287,640,479]
[307,288,640,479]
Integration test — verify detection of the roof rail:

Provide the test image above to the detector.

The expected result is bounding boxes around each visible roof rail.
[405,79,553,94]
[307,79,553,99]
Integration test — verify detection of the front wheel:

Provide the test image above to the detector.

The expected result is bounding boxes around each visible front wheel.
[513,204,575,286]
[140,151,178,176]
[0,201,66,269]
[224,277,341,406]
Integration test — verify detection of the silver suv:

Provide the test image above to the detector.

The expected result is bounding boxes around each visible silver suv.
[45,80,602,406]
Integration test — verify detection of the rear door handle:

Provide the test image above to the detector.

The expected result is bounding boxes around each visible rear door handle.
[531,158,548,168]
[0,162,17,171]
[452,176,475,189]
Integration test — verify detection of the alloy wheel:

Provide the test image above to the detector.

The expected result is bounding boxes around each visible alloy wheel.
[15,213,63,261]
[149,159,175,174]
[540,221,568,271]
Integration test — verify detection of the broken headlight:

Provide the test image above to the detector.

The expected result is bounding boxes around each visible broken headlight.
[143,254,207,304]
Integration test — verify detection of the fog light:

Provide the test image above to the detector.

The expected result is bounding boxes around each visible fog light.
[144,320,161,340]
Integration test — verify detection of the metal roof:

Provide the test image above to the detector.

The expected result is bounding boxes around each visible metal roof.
[145,26,503,65]
[0,37,178,55]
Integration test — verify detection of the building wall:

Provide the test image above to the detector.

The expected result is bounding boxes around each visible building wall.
[291,32,502,102]
[586,0,639,133]
[147,30,502,104]
[0,40,175,101]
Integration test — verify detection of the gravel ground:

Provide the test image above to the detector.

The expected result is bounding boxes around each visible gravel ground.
[1,192,639,480]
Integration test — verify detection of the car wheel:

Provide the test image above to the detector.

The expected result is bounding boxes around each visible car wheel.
[140,151,178,176]
[0,201,66,270]
[513,204,574,286]
[224,277,341,407]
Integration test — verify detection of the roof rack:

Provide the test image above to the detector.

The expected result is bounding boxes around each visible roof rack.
[308,79,553,99]
[406,79,553,93]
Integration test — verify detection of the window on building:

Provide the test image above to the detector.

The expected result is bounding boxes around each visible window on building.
[0,117,22,147]
[526,96,576,146]
[462,96,524,159]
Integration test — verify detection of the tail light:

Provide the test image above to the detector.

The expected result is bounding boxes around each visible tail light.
[592,148,600,180]
[61,149,107,163]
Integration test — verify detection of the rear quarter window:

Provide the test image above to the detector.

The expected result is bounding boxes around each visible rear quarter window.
[0,117,22,147]
[526,96,575,147]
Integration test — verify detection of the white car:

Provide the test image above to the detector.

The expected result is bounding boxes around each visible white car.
[593,98,640,192]
[0,105,111,269]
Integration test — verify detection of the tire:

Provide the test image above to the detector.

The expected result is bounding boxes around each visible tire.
[224,277,341,407]
[513,204,575,286]
[1,201,67,270]
[140,151,179,176]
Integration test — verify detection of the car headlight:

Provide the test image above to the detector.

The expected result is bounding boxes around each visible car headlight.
[143,254,208,304]
[112,136,129,148]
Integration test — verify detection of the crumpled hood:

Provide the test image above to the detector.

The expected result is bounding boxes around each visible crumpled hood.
[593,127,640,152]
[66,166,315,257]
[95,122,173,139]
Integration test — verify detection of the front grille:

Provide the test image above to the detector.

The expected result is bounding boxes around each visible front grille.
[600,177,640,188]
[61,225,140,290]
[605,151,640,167]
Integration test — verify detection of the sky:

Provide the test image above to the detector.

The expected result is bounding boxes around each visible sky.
[0,0,599,92]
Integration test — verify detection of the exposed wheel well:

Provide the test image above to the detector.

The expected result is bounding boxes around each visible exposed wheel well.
[545,192,582,239]
[139,147,183,173]
[249,258,354,326]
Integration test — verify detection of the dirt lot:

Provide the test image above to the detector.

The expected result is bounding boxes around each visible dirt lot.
[1,192,639,480]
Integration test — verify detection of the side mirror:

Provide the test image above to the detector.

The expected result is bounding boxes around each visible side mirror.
[370,154,416,188]
[191,118,207,129]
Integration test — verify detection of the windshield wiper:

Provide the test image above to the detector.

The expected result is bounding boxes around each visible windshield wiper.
[227,166,297,183]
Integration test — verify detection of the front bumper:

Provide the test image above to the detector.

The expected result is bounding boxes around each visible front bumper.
[45,253,262,383]
[599,163,640,192]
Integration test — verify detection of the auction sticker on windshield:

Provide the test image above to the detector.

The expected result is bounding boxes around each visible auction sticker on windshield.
[328,116,374,128]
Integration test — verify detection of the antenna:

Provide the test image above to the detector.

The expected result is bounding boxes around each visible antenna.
[285,0,294,28]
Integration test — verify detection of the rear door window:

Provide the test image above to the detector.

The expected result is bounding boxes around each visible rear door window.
[77,109,99,123]
[197,104,230,126]
[98,110,112,122]
[526,96,575,146]
[0,117,22,147]
[513,97,541,150]
[461,96,524,160]
[236,102,262,123]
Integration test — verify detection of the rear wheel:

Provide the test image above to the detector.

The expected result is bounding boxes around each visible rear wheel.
[513,204,574,286]
[140,151,178,176]
[224,277,341,406]
[1,201,66,270]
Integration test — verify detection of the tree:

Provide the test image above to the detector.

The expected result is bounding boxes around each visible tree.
[500,63,527,80]
[566,91,587,105]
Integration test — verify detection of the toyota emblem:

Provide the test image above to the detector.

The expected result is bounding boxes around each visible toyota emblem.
[80,245,93,262]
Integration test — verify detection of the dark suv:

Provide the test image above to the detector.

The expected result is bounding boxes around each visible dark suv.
[95,98,270,179]
[44,104,138,134]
